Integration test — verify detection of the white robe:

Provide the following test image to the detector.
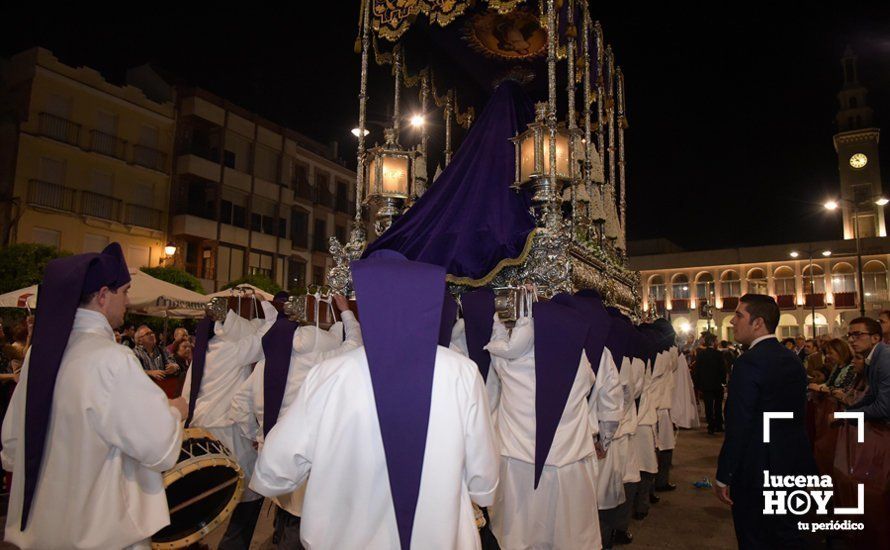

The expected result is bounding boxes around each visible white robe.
[617,357,646,483]
[590,350,625,510]
[229,312,362,516]
[484,316,602,550]
[631,359,659,474]
[251,346,499,550]
[670,353,700,429]
[450,318,502,416]
[182,302,276,501]
[655,347,678,451]
[2,308,183,549]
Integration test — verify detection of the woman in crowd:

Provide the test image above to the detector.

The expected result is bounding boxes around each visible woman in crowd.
[831,352,869,406]
[808,338,853,393]
[170,337,193,397]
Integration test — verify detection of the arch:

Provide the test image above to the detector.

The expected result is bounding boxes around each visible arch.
[802,264,824,276]
[864,260,887,273]
[671,273,689,284]
[720,270,740,281]
[803,313,829,338]
[779,313,798,326]
[721,270,741,298]
[648,274,666,301]
[671,273,690,299]
[648,274,665,285]
[831,262,854,274]
[695,271,714,282]
[778,313,801,338]
[774,266,794,278]
[747,267,766,279]
[803,313,828,326]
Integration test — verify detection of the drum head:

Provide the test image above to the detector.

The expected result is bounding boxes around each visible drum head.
[152,429,244,549]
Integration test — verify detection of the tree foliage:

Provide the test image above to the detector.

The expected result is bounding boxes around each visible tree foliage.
[0,244,70,294]
[140,266,206,294]
[222,274,282,295]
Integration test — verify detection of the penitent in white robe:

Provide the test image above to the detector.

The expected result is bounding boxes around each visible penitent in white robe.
[485,316,602,550]
[616,357,646,484]
[182,302,276,501]
[450,318,502,417]
[2,309,183,550]
[654,347,679,451]
[670,353,700,429]
[631,357,659,474]
[590,350,625,510]
[229,312,362,516]
[251,346,499,549]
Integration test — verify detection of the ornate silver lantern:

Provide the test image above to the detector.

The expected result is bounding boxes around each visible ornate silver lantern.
[511,102,581,203]
[363,128,419,235]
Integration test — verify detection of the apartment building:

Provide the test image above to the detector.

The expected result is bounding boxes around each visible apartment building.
[168,87,356,292]
[0,48,174,266]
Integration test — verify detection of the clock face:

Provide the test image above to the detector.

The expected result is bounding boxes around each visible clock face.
[850,153,868,169]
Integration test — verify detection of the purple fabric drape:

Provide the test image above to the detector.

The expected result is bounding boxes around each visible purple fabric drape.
[363,80,536,282]
[352,250,445,550]
[461,288,495,381]
[533,300,590,489]
[22,243,130,529]
[185,317,215,428]
[551,292,612,374]
[439,291,458,347]
[262,313,300,437]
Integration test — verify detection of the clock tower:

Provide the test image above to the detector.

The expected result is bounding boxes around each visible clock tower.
[833,46,886,239]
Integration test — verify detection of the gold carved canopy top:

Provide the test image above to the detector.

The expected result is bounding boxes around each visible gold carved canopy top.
[372,0,527,41]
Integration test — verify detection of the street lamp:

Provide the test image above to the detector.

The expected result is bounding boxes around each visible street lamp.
[163,242,177,267]
[823,196,887,316]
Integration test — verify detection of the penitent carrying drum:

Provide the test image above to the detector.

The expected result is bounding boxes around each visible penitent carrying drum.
[151,428,245,549]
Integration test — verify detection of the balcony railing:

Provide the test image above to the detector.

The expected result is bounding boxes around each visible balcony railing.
[89,130,127,160]
[804,293,826,308]
[720,296,739,312]
[38,112,81,146]
[315,188,334,209]
[833,292,857,309]
[776,295,796,310]
[126,204,163,230]
[670,299,690,313]
[312,235,328,252]
[27,179,77,212]
[291,232,309,249]
[293,181,313,201]
[81,191,123,222]
[133,144,168,172]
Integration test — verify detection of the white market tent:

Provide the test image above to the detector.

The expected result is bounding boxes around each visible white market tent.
[0,269,210,319]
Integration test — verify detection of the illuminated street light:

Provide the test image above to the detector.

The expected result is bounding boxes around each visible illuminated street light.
[876,197,889,206]
[351,127,370,137]
[822,250,832,257]
[789,251,800,258]
[824,200,839,211]
[410,114,425,128]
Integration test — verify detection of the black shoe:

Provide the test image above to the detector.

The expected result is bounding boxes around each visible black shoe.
[649,493,660,504]
[654,483,677,492]
[614,530,633,544]
[632,512,648,520]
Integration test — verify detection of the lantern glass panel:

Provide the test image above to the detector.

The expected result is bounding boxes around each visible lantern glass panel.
[542,132,570,177]
[519,132,536,182]
[380,155,409,195]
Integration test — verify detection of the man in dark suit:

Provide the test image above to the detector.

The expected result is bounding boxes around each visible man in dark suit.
[847,316,890,420]
[693,333,726,434]
[714,294,816,549]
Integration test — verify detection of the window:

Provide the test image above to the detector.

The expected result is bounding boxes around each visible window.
[255,145,279,182]
[747,268,767,294]
[803,264,825,294]
[290,209,309,248]
[225,132,251,172]
[831,263,856,294]
[850,97,858,109]
[221,187,248,228]
[89,171,114,196]
[695,272,715,300]
[335,224,347,245]
[288,258,306,292]
[863,261,888,301]
[133,182,154,206]
[95,110,118,136]
[648,275,666,301]
[316,171,329,189]
[39,157,66,184]
[32,227,61,249]
[671,274,689,300]
[313,265,325,285]
[127,245,151,268]
[721,271,741,297]
[336,181,350,212]
[774,266,796,295]
[249,251,273,278]
[313,219,327,251]
[83,233,109,253]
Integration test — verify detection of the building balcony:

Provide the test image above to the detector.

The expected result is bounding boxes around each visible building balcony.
[132,145,168,173]
[38,112,81,146]
[833,292,857,309]
[81,191,123,222]
[89,130,127,160]
[670,299,690,313]
[315,188,334,209]
[312,236,328,252]
[125,204,163,230]
[291,233,309,249]
[720,296,739,312]
[176,154,220,182]
[804,293,826,308]
[776,294,796,310]
[293,181,314,202]
[27,179,77,213]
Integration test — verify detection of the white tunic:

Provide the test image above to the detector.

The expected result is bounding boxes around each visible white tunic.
[251,346,499,550]
[655,347,678,451]
[618,357,646,483]
[182,302,276,500]
[670,353,700,429]
[484,316,602,550]
[450,318,502,416]
[2,309,183,550]
[631,360,659,474]
[590,350,625,510]
[229,312,362,516]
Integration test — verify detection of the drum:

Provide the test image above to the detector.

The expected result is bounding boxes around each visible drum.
[151,428,245,549]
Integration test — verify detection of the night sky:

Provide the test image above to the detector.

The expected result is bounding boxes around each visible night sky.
[3,4,889,251]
